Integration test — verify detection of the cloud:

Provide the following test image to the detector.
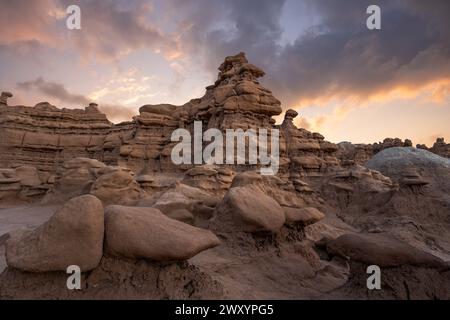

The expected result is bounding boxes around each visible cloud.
[17,77,89,105]
[167,0,450,111]
[269,0,450,108]
[59,0,180,62]
[0,0,180,62]
[0,0,63,46]
[3,0,450,128]
[16,77,136,122]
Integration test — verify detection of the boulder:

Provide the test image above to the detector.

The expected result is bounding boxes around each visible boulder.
[326,233,448,269]
[104,206,220,261]
[15,166,41,187]
[0,169,20,194]
[186,165,218,176]
[215,184,285,233]
[43,157,107,203]
[230,171,263,188]
[6,195,104,272]
[152,191,195,223]
[366,147,450,193]
[174,182,221,207]
[90,167,142,205]
[284,207,325,226]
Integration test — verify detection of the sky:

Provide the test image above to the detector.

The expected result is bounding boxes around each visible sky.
[0,0,449,146]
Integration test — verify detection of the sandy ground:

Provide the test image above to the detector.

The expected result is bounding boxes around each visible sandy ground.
[0,205,57,272]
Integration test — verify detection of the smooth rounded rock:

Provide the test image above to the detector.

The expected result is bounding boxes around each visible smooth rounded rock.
[104,206,221,261]
[215,184,285,233]
[6,195,104,272]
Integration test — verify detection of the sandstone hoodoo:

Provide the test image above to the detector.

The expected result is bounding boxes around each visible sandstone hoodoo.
[326,233,448,269]
[104,206,221,261]
[0,52,449,300]
[0,52,341,178]
[6,195,104,272]
[214,184,286,233]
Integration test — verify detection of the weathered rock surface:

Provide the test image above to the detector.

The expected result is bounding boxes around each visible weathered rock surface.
[90,167,142,205]
[214,184,285,233]
[6,195,104,272]
[14,166,41,187]
[104,206,220,261]
[0,52,341,180]
[366,147,450,193]
[336,138,416,166]
[284,207,325,226]
[417,137,450,159]
[152,191,195,224]
[0,103,113,172]
[327,233,448,269]
[43,158,144,205]
[322,262,450,300]
[42,158,107,203]
[0,256,224,299]
[0,52,449,300]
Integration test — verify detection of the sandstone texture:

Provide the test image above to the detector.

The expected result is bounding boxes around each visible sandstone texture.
[104,206,220,261]
[215,184,286,233]
[0,53,449,300]
[5,195,104,272]
[327,233,448,269]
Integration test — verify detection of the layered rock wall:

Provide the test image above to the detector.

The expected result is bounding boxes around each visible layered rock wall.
[0,101,112,172]
[0,53,340,178]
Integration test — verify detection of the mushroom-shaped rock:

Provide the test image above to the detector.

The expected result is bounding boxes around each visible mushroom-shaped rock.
[0,91,13,105]
[90,168,142,205]
[215,184,285,233]
[6,195,104,272]
[34,101,57,110]
[285,109,298,119]
[326,233,448,269]
[85,103,101,113]
[104,206,220,261]
[15,166,42,187]
[186,165,218,176]
[152,191,195,224]
[284,207,325,226]
[230,171,263,188]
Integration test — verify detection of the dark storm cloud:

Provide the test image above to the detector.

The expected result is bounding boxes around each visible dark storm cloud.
[16,77,135,121]
[17,77,90,105]
[171,0,285,72]
[269,0,450,105]
[173,0,450,107]
[3,0,450,109]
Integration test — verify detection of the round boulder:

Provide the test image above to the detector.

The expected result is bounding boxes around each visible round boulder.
[104,206,220,261]
[215,184,285,233]
[6,195,104,272]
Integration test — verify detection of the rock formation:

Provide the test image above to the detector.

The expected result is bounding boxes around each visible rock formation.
[104,206,221,261]
[0,53,341,180]
[0,102,113,173]
[0,92,13,105]
[6,195,104,272]
[417,137,450,158]
[0,52,449,300]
